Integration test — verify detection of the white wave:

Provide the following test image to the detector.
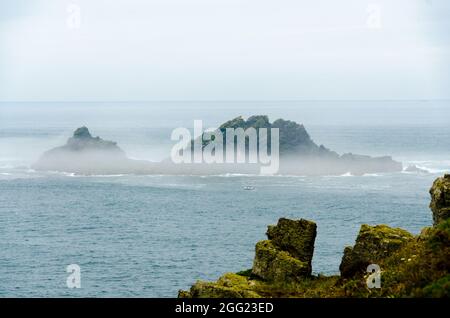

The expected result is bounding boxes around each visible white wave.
[402,165,449,174]
[76,174,127,178]
[402,159,450,174]
[417,166,449,174]
[215,173,258,177]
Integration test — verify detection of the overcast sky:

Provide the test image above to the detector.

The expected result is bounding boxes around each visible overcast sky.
[0,0,449,101]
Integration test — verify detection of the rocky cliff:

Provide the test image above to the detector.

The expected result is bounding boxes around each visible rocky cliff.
[179,175,450,298]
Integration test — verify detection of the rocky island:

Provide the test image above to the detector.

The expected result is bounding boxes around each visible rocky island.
[32,126,149,174]
[33,116,402,175]
[204,115,402,175]
[179,174,450,298]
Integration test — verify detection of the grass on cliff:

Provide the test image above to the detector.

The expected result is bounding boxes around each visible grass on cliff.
[321,219,450,298]
[234,219,450,298]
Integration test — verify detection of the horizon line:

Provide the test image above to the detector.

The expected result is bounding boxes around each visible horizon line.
[1,98,449,103]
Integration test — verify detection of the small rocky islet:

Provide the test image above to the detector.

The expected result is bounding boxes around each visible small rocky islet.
[179,174,450,298]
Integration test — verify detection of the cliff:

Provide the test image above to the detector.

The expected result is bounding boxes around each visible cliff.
[179,175,450,298]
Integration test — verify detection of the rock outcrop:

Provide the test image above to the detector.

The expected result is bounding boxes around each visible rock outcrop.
[178,273,261,298]
[339,224,413,278]
[205,115,403,175]
[180,176,450,298]
[62,126,125,154]
[32,127,136,174]
[429,174,450,225]
[252,240,310,283]
[179,218,317,298]
[34,126,126,159]
[267,218,316,264]
[252,218,316,282]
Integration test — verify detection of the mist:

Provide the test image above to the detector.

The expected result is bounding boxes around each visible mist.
[1,0,449,101]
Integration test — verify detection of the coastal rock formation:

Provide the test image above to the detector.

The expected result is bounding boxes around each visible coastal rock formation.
[252,240,310,283]
[429,174,450,225]
[180,176,450,298]
[202,115,403,175]
[32,127,134,174]
[34,116,402,175]
[252,218,316,282]
[179,218,317,297]
[267,218,316,264]
[178,273,261,298]
[339,224,413,278]
[214,115,329,156]
[50,126,126,155]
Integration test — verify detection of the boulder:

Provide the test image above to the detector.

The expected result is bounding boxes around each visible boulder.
[266,218,316,270]
[251,240,310,283]
[339,224,413,278]
[251,218,316,282]
[429,174,450,226]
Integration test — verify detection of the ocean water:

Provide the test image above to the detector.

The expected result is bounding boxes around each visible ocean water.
[0,101,449,297]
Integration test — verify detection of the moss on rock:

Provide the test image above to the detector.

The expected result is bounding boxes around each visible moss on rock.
[266,218,316,273]
[180,175,450,298]
[180,219,449,298]
[429,174,450,226]
[178,273,262,298]
[339,224,413,278]
[373,218,450,297]
[252,240,309,283]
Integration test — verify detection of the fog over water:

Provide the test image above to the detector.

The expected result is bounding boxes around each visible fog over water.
[1,100,449,167]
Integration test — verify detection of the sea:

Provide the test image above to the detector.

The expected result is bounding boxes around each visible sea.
[0,100,449,297]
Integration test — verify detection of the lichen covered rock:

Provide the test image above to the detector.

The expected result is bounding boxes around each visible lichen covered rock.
[266,218,316,269]
[429,174,450,226]
[178,273,261,298]
[179,218,318,298]
[251,218,316,282]
[251,240,309,283]
[339,224,413,278]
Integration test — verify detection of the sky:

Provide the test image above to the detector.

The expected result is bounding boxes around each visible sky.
[0,0,449,101]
